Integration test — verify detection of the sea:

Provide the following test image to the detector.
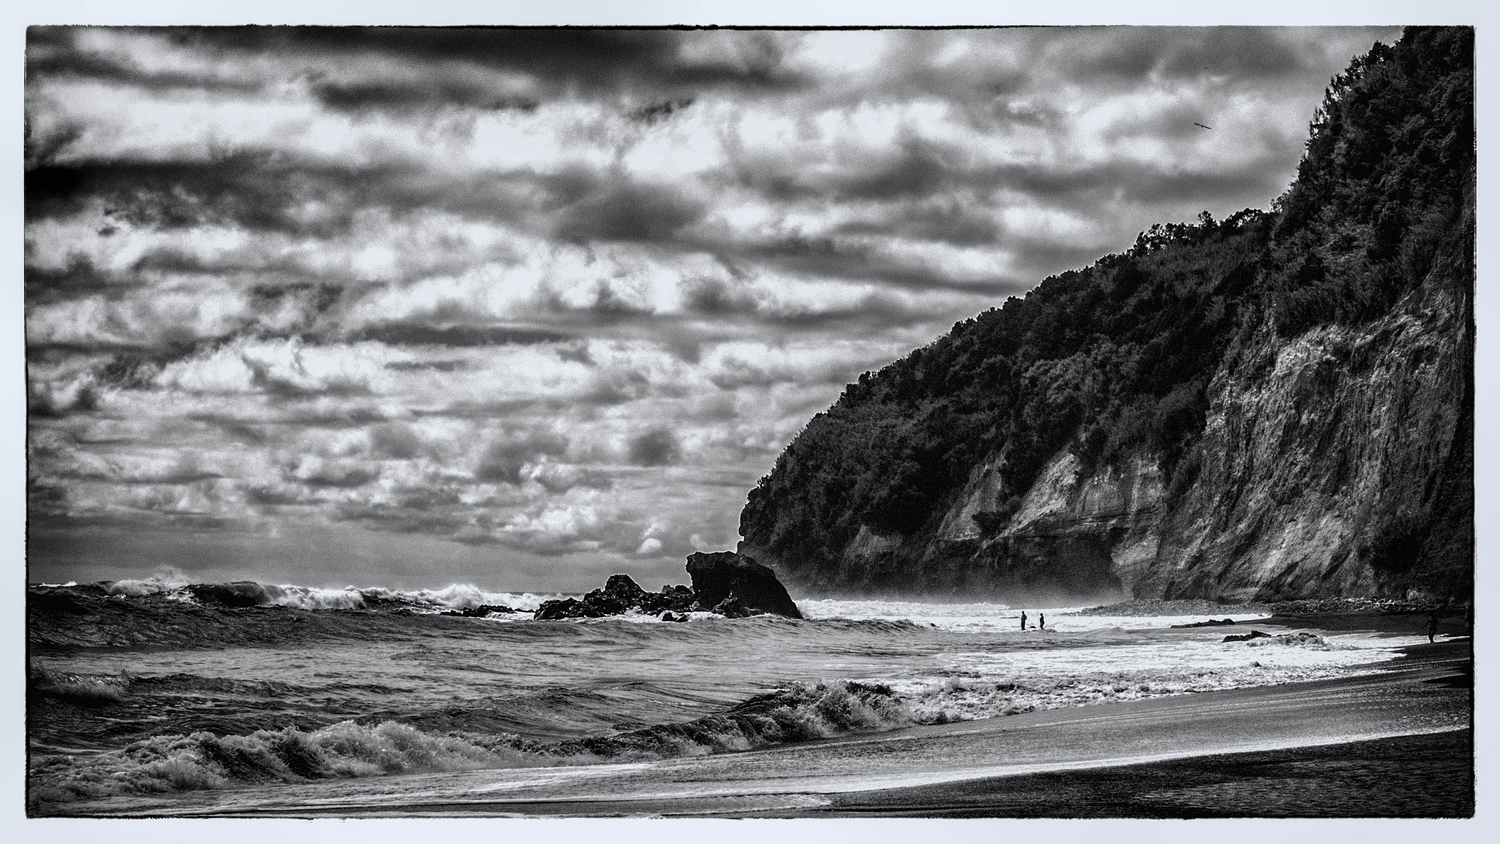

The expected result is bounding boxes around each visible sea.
[26,574,1438,817]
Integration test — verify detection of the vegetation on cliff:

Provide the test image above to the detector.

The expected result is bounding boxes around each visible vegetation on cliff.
[739,27,1473,599]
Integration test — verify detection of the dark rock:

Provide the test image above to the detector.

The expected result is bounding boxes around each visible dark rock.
[1223,630,1273,642]
[639,584,696,614]
[1171,618,1237,628]
[685,551,802,618]
[713,595,752,619]
[443,604,514,618]
[534,597,604,620]
[532,554,801,621]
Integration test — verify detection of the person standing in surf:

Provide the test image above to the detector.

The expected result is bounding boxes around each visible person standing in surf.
[1039,613,1046,631]
[1020,611,1027,630]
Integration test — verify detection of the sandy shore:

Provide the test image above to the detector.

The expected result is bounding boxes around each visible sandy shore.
[798,636,1473,819]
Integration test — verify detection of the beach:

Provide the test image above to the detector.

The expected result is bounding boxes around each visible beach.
[35,596,1471,819]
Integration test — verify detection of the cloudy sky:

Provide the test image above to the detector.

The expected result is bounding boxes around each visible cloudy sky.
[24,25,1401,591]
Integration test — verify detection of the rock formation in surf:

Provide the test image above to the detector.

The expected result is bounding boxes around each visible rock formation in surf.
[534,554,802,619]
[737,27,1473,604]
[685,551,804,619]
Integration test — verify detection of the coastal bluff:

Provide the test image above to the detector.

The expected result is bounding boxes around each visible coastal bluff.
[535,551,802,620]
[737,28,1473,604]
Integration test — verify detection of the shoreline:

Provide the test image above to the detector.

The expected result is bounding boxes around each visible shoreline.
[801,728,1473,818]
[79,637,1470,819]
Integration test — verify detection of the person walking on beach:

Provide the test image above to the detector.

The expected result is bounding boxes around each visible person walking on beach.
[1039,613,1046,631]
[1020,611,1027,630]
[1427,612,1440,643]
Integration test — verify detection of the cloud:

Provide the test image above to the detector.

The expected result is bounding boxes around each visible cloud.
[368,423,422,460]
[286,456,381,488]
[554,180,707,243]
[23,26,1406,588]
[169,28,810,98]
[352,323,572,347]
[474,428,571,485]
[627,428,681,466]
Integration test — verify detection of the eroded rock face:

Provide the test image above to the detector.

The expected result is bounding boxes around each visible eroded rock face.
[686,551,803,619]
[741,233,1472,604]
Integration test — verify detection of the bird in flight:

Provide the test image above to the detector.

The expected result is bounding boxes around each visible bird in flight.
[1194,122,1213,130]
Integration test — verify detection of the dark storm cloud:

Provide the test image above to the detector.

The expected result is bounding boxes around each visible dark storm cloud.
[24,152,554,238]
[309,77,540,114]
[130,27,807,105]
[242,355,372,400]
[24,256,143,305]
[1060,27,1318,85]
[580,367,653,407]
[187,414,270,445]
[554,181,707,243]
[332,502,473,537]
[474,429,570,485]
[834,201,1002,247]
[627,428,681,466]
[26,27,266,94]
[351,323,572,347]
[367,423,422,460]
[256,405,388,429]
[286,459,381,488]
[729,137,1289,217]
[530,464,613,494]
[411,398,539,421]
[384,359,469,373]
[628,98,695,125]
[25,153,362,235]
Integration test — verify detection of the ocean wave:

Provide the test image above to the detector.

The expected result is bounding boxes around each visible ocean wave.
[35,578,558,614]
[27,680,913,812]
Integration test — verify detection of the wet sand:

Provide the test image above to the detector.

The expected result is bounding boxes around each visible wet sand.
[109,634,1470,819]
[802,637,1473,818]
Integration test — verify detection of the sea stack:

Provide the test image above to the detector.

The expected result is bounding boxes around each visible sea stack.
[685,551,803,619]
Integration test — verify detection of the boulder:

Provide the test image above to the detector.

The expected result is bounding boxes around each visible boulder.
[639,584,697,614]
[712,595,752,618]
[532,553,802,621]
[1223,630,1272,642]
[686,551,802,618]
[534,597,599,620]
[443,604,515,618]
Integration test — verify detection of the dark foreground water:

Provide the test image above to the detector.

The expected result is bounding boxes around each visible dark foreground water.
[26,577,1460,817]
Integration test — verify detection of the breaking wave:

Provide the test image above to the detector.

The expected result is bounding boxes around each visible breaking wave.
[28,680,912,811]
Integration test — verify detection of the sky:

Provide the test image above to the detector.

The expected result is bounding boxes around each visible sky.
[23,25,1404,591]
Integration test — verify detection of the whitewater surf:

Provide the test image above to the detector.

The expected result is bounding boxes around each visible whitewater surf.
[26,576,1445,815]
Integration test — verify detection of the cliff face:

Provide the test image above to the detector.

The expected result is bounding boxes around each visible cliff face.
[738,28,1473,603]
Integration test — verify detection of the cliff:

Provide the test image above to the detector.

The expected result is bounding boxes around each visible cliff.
[738,27,1473,603]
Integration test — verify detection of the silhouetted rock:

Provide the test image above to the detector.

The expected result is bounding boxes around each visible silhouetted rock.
[534,597,598,620]
[532,553,801,620]
[1171,618,1236,628]
[639,584,697,614]
[1223,630,1272,642]
[712,595,752,618]
[686,551,802,618]
[443,604,515,618]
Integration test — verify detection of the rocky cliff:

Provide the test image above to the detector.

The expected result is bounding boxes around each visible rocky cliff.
[738,27,1473,603]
